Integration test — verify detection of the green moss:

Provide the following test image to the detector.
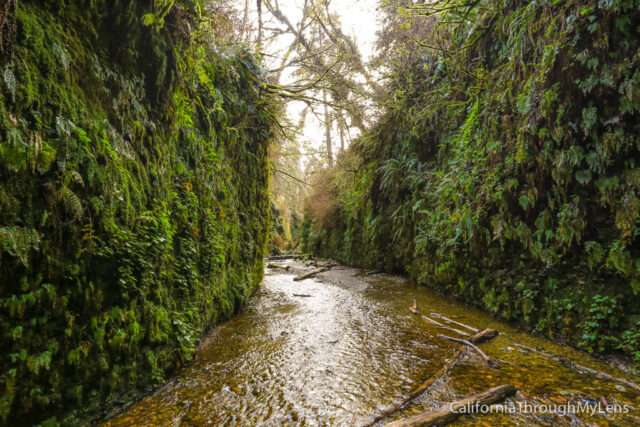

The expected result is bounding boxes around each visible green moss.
[0,1,277,424]
[304,0,640,369]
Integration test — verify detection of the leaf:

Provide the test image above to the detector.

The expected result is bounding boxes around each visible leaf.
[582,107,597,131]
[615,15,631,33]
[3,67,16,102]
[517,93,531,114]
[141,13,156,26]
[52,43,69,71]
[519,194,533,211]
[575,169,592,184]
[59,186,83,221]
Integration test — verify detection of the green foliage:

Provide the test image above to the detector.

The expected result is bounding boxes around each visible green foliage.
[0,0,277,424]
[620,322,640,365]
[304,0,640,368]
[580,295,622,353]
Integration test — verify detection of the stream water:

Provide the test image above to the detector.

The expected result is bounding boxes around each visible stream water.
[105,259,640,426]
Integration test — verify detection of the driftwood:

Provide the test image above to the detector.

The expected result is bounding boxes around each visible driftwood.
[386,385,517,427]
[430,312,481,334]
[267,263,290,270]
[363,328,499,426]
[513,343,640,393]
[466,328,499,344]
[293,266,330,281]
[306,260,337,267]
[410,301,468,337]
[268,253,309,261]
[267,255,293,260]
[292,293,312,297]
[438,334,500,369]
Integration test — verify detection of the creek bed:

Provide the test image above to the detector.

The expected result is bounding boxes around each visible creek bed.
[104,260,640,426]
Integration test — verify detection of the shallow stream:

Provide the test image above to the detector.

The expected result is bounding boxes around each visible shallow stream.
[105,260,640,426]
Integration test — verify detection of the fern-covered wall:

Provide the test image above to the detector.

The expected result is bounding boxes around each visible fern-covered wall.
[0,0,276,423]
[303,0,640,368]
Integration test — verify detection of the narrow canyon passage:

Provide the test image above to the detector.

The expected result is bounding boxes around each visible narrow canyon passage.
[106,260,640,426]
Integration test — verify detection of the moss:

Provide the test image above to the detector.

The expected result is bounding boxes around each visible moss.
[0,0,277,424]
[304,0,640,369]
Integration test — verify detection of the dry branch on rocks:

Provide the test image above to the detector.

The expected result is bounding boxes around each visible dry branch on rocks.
[293,266,331,281]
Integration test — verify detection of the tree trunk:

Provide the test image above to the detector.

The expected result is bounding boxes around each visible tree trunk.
[323,90,333,166]
[240,0,249,41]
[293,266,330,281]
[256,0,262,46]
[386,385,517,427]
[0,0,17,56]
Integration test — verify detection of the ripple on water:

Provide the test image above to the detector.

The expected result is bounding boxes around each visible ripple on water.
[104,262,640,426]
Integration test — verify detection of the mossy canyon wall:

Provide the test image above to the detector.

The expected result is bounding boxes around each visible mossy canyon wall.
[303,0,640,367]
[0,0,276,423]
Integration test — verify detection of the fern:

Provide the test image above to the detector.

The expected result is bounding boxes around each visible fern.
[58,186,83,222]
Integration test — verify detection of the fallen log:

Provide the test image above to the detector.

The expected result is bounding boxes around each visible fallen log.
[267,255,293,260]
[437,334,500,369]
[513,343,640,393]
[293,266,330,281]
[363,328,499,426]
[430,312,481,334]
[466,328,499,344]
[267,263,290,270]
[386,385,517,427]
[363,349,466,427]
[292,293,312,297]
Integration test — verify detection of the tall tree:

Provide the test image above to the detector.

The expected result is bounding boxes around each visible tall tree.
[323,90,333,166]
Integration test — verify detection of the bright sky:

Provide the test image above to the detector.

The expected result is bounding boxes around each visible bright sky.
[239,0,380,155]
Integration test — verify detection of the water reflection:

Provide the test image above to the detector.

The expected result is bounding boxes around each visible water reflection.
[105,261,640,426]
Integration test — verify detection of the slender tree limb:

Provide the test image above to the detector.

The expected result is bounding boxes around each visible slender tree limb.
[430,312,480,334]
[410,300,468,336]
[274,168,311,186]
[513,343,640,393]
[438,334,500,369]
